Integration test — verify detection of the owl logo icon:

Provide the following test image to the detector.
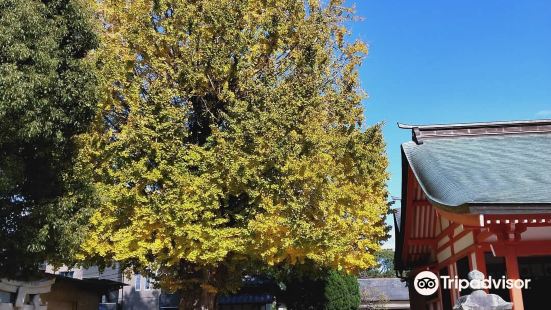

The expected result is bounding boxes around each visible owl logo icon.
[414,271,439,296]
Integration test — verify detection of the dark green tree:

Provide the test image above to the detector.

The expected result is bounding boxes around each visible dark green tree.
[0,0,98,278]
[281,269,360,310]
[324,270,361,310]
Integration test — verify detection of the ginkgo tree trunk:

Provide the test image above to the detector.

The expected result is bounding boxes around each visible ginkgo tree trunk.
[78,0,389,308]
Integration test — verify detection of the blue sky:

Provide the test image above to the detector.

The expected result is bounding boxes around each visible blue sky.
[347,0,551,248]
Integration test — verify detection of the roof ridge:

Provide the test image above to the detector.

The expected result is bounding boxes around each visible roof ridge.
[398,119,551,130]
[398,119,551,144]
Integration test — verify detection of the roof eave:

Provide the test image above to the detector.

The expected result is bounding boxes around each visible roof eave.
[468,203,551,215]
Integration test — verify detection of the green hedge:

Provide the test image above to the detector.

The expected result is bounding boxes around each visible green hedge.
[282,269,360,310]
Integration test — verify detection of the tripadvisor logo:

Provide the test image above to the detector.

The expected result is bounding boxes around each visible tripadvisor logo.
[414,270,531,296]
[414,271,439,296]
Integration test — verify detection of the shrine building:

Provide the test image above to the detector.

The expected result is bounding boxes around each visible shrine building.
[394,119,551,310]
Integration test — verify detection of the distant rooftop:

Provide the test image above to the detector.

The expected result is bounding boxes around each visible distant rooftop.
[358,278,409,302]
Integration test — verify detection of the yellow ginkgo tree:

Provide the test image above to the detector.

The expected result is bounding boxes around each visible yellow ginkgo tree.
[78,0,389,308]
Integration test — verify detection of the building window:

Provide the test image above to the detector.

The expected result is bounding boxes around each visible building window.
[145,276,153,290]
[439,267,452,310]
[0,292,11,303]
[59,271,74,278]
[456,256,472,296]
[135,273,142,291]
[485,252,509,302]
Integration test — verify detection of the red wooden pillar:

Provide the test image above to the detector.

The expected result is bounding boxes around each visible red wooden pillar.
[473,247,489,293]
[449,263,458,305]
[505,245,524,310]
[474,248,487,276]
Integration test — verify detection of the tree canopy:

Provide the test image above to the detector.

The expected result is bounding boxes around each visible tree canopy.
[359,249,395,278]
[0,0,98,278]
[79,0,388,305]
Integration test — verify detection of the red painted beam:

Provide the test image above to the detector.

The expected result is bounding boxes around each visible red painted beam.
[490,240,551,256]
[408,238,437,247]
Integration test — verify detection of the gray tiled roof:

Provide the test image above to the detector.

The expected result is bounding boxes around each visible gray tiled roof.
[402,132,551,209]
[358,278,409,302]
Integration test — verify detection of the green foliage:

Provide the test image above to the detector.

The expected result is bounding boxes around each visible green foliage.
[279,269,325,310]
[281,269,360,310]
[325,270,361,310]
[0,0,98,278]
[360,249,395,278]
[80,0,389,303]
